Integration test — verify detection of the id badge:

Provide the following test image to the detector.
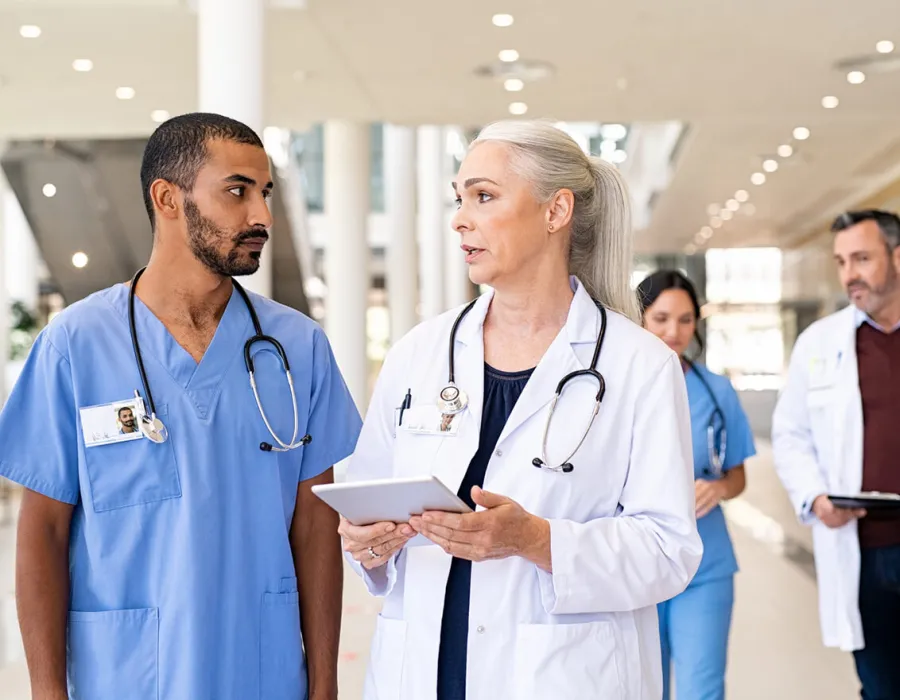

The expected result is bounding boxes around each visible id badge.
[398,405,462,437]
[79,397,147,447]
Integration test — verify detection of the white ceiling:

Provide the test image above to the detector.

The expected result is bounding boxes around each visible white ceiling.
[2,0,900,253]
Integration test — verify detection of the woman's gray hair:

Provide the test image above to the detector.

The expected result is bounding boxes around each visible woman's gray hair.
[471,120,639,321]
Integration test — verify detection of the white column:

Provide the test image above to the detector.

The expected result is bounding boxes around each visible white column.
[3,188,39,311]
[384,125,418,343]
[324,121,370,408]
[197,0,272,298]
[0,172,8,405]
[443,130,471,308]
[417,126,446,319]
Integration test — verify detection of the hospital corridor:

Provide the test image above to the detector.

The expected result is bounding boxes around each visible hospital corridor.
[0,444,861,698]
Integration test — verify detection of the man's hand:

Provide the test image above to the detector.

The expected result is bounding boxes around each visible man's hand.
[812,494,866,529]
[410,486,551,570]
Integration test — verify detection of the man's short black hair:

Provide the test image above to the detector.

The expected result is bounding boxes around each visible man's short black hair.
[140,112,264,228]
[118,406,133,418]
[831,209,900,250]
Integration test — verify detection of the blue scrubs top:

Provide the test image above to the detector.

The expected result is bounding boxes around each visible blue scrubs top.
[685,363,755,585]
[0,284,362,700]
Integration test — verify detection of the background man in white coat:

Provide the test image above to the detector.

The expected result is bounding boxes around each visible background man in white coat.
[772,209,900,700]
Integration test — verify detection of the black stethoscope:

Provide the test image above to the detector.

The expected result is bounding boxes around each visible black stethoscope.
[436,297,608,474]
[684,359,727,477]
[128,267,311,452]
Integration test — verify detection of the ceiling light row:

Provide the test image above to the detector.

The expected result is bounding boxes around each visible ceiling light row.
[488,14,529,116]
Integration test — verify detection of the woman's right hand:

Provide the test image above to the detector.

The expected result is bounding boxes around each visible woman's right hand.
[338,518,416,570]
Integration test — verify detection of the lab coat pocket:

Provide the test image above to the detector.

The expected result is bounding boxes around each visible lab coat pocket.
[513,621,625,700]
[364,615,407,700]
[260,591,306,700]
[67,607,158,699]
[83,404,181,512]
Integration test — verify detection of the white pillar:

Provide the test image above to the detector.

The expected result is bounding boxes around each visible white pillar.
[417,126,446,319]
[3,188,39,311]
[324,121,370,408]
[0,173,8,405]
[197,0,272,298]
[384,125,418,343]
[443,130,471,308]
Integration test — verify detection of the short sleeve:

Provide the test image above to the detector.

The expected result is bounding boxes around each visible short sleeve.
[721,382,756,471]
[0,330,80,503]
[297,328,363,482]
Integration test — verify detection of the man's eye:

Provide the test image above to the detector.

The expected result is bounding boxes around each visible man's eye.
[228,186,244,197]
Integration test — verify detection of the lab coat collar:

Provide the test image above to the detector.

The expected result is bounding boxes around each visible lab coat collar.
[452,277,603,449]
[852,304,900,333]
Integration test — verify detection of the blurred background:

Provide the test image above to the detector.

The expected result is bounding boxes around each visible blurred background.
[3,1,900,697]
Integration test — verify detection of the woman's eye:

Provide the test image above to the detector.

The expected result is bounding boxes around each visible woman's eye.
[477,192,492,203]
[454,196,462,208]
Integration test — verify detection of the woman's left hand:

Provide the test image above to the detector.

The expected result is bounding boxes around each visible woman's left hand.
[694,479,728,519]
[409,486,551,569]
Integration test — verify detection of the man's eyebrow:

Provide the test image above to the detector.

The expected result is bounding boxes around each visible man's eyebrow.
[223,174,275,189]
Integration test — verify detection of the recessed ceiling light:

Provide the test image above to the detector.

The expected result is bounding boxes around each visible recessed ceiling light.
[508,101,528,116]
[707,204,720,216]
[821,95,839,109]
[492,13,514,27]
[743,203,757,216]
[685,243,697,255]
[72,252,89,268]
[42,183,57,198]
[777,144,794,158]
[726,199,740,211]
[793,127,810,141]
[116,86,136,100]
[751,172,767,185]
[72,59,93,72]
[701,226,713,239]
[710,217,723,229]
[720,209,734,221]
[601,123,627,141]
[735,189,750,202]
[847,70,866,85]
[499,49,519,63]
[763,159,779,173]
[504,78,524,92]
[151,109,170,123]
[611,150,628,164]
[19,25,41,39]
[876,40,894,54]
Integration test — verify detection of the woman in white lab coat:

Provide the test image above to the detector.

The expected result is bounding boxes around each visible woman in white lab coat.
[340,120,702,700]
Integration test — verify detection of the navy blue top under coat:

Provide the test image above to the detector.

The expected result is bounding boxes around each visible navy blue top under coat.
[436,363,534,700]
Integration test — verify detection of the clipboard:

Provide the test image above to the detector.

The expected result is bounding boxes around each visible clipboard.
[828,492,900,512]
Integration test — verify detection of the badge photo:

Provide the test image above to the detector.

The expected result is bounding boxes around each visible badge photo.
[79,398,147,448]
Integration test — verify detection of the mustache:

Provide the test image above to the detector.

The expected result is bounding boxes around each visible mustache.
[233,229,269,244]
[847,281,870,292]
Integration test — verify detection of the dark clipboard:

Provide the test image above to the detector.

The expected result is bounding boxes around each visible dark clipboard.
[828,493,900,513]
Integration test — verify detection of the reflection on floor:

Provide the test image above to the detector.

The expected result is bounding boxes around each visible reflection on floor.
[0,441,860,699]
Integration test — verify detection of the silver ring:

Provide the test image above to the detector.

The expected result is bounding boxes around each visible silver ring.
[367,546,378,559]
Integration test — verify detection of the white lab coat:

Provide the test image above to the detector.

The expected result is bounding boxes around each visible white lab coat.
[346,279,702,700]
[771,304,866,651]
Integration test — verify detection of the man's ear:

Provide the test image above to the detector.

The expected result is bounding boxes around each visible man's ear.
[149,179,181,223]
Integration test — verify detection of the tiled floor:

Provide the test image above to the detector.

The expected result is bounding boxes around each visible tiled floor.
[0,441,861,699]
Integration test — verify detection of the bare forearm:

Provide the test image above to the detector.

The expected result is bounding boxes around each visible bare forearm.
[720,466,747,501]
[16,496,72,699]
[292,473,343,700]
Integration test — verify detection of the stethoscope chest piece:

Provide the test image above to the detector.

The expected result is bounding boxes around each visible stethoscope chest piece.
[436,383,468,415]
[140,414,168,444]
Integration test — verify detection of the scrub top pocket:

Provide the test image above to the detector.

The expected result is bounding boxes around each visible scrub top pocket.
[83,404,181,512]
[259,591,306,700]
[67,607,159,699]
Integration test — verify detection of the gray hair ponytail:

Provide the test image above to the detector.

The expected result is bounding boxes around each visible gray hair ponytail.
[471,120,639,321]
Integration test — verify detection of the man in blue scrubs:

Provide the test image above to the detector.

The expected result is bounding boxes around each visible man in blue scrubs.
[0,113,362,700]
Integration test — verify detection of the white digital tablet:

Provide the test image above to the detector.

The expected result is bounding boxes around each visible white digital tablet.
[311,475,472,528]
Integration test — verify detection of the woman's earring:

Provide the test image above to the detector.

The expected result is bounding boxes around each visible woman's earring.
[548,225,555,232]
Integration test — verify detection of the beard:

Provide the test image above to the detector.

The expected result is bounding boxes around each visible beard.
[184,197,266,277]
[848,264,900,314]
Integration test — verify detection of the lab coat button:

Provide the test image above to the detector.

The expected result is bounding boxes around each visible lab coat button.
[495,449,503,457]
[476,625,486,634]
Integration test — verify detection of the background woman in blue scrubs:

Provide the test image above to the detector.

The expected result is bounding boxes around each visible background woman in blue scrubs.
[637,270,756,700]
